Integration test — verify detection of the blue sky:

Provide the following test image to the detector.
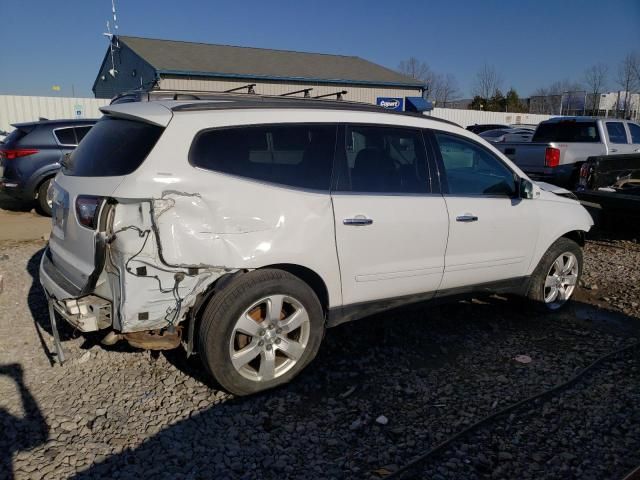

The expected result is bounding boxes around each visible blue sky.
[1,0,638,98]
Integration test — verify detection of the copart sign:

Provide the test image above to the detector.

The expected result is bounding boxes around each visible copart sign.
[376,97,403,111]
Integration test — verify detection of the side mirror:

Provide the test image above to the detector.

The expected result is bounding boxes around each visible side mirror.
[519,178,535,199]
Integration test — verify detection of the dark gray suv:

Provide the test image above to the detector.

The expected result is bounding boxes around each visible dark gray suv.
[0,118,96,215]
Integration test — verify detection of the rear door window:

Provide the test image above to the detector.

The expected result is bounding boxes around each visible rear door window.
[334,125,429,194]
[65,117,163,176]
[190,124,337,190]
[628,123,640,144]
[532,121,600,142]
[606,122,629,144]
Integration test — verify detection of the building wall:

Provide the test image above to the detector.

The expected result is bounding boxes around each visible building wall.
[0,95,556,135]
[0,95,109,133]
[93,43,157,99]
[158,75,421,105]
[429,107,553,128]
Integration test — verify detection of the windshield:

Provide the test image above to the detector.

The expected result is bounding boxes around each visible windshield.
[64,117,164,177]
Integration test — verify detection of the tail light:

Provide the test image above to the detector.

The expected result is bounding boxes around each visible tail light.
[76,196,104,229]
[0,148,39,160]
[544,147,560,168]
[578,163,591,188]
[579,163,590,179]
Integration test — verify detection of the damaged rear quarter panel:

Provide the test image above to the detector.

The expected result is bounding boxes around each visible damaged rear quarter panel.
[107,110,342,331]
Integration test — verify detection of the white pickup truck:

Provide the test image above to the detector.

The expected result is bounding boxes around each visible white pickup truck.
[495,117,640,188]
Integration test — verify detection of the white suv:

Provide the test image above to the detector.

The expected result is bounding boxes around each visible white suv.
[40,95,593,395]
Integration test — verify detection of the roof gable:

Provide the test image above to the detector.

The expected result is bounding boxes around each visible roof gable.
[117,36,423,88]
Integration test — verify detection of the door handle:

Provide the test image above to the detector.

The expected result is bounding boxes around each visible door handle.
[634,148,640,152]
[610,149,618,153]
[456,214,478,222]
[343,216,373,226]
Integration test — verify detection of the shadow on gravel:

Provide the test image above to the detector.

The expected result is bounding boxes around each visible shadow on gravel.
[68,297,640,480]
[0,192,33,213]
[0,363,49,480]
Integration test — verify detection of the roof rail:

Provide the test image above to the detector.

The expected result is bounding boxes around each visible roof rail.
[109,88,460,127]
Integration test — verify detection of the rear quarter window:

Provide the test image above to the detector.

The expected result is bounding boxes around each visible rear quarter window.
[65,117,163,177]
[54,127,77,146]
[189,124,337,190]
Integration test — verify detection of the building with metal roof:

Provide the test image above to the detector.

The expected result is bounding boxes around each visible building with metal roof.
[92,36,426,110]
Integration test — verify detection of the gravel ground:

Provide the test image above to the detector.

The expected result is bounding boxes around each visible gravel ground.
[0,236,639,480]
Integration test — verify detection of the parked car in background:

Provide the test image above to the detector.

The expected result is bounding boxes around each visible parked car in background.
[576,153,640,231]
[40,94,593,396]
[0,119,96,215]
[480,128,534,143]
[466,123,510,134]
[495,117,640,188]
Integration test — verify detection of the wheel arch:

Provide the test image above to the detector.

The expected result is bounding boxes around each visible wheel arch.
[561,229,586,247]
[528,227,588,275]
[258,263,330,314]
[28,169,58,199]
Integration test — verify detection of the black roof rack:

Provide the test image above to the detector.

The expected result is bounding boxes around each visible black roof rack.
[109,89,460,128]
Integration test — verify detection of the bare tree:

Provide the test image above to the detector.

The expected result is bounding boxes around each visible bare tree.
[398,57,432,82]
[472,63,503,101]
[429,73,461,107]
[584,63,608,115]
[529,87,552,114]
[616,52,640,118]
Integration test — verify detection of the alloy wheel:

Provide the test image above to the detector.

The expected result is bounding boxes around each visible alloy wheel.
[228,294,310,382]
[544,251,579,309]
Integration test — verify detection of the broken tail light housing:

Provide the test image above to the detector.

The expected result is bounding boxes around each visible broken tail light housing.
[578,163,591,189]
[76,195,104,229]
[0,148,39,160]
[544,147,560,168]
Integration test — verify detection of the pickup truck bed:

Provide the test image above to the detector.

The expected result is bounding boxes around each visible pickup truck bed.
[494,117,640,189]
[575,153,640,232]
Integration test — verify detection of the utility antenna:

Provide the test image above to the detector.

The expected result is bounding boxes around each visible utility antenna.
[102,0,119,77]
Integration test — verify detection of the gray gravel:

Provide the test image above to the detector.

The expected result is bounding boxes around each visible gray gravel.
[0,237,639,480]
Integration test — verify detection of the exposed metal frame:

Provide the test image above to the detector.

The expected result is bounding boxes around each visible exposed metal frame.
[314,90,348,100]
[224,83,256,94]
[280,88,313,98]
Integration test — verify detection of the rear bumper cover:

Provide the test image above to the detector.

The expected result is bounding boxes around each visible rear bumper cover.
[40,247,112,332]
[40,248,83,298]
[0,180,29,200]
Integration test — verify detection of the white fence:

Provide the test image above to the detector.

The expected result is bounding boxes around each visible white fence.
[0,95,109,133]
[429,108,553,128]
[0,94,554,134]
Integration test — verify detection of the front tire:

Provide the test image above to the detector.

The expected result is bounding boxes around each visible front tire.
[198,269,324,396]
[527,237,583,311]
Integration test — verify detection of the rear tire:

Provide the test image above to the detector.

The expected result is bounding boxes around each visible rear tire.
[527,237,582,311]
[35,178,53,217]
[197,269,325,396]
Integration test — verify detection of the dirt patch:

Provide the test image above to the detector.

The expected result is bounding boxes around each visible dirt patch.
[0,193,51,242]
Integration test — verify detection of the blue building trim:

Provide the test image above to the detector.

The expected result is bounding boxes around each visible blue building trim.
[156,69,424,89]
